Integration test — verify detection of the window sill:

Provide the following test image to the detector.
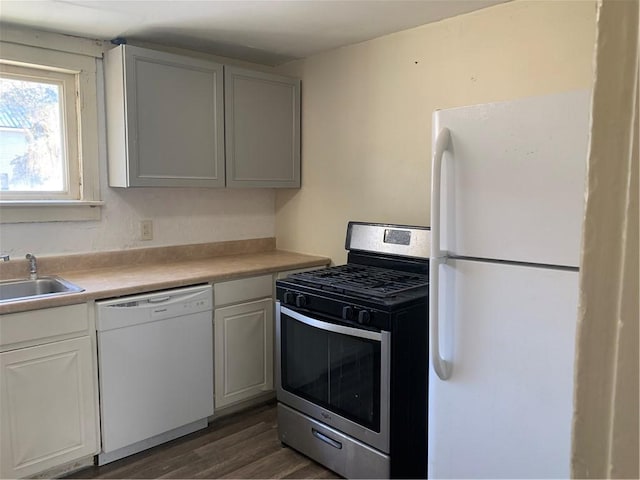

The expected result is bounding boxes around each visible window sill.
[0,200,104,223]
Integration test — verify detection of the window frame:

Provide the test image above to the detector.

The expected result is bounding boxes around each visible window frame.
[0,31,103,223]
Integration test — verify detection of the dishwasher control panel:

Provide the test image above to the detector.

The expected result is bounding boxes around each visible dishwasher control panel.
[149,296,211,320]
[96,284,213,331]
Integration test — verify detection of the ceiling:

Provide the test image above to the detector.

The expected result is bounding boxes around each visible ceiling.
[0,0,507,65]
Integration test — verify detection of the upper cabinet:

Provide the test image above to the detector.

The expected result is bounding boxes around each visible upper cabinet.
[105,45,225,188]
[104,45,300,189]
[224,67,300,188]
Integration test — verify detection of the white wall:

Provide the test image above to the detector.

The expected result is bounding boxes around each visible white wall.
[274,0,597,264]
[0,37,276,257]
[0,188,275,256]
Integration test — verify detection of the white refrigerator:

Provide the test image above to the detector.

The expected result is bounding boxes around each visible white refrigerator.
[428,90,590,478]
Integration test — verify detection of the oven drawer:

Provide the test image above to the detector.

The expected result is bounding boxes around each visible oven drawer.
[278,403,389,479]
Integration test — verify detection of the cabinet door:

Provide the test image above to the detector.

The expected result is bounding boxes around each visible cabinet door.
[0,337,99,479]
[214,298,274,408]
[106,45,225,187]
[225,67,300,188]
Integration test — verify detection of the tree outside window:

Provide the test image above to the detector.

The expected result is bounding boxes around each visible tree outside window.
[0,76,65,192]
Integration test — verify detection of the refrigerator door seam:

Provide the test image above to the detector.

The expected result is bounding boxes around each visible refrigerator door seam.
[449,255,579,271]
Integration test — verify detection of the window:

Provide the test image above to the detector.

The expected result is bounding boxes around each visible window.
[0,28,102,222]
[0,64,79,199]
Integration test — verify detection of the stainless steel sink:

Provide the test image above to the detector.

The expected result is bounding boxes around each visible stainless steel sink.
[0,276,84,303]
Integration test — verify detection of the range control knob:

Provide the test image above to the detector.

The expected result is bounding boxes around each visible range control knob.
[357,310,371,325]
[283,291,295,305]
[342,306,355,321]
[295,294,308,308]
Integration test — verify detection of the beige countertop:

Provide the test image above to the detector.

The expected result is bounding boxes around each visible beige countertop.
[0,239,330,315]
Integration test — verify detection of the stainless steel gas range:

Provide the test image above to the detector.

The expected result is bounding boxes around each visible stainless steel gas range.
[275,222,430,479]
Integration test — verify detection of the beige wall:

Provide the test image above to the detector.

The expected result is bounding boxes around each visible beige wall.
[275,0,639,476]
[275,0,596,264]
[572,0,639,478]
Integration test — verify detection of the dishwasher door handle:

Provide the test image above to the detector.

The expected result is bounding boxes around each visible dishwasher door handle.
[148,296,171,303]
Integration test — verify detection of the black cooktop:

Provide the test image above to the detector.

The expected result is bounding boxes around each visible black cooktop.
[278,222,431,312]
[286,263,428,299]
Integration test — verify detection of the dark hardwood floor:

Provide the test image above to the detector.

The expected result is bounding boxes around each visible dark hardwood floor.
[66,402,339,479]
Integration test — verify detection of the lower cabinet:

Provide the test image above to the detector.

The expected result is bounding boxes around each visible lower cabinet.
[0,334,99,479]
[214,298,274,408]
[213,275,274,409]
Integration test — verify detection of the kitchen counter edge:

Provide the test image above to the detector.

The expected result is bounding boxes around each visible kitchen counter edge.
[0,250,330,315]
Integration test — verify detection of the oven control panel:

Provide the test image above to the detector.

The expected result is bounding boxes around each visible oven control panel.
[283,291,309,308]
[341,305,372,325]
[346,222,430,259]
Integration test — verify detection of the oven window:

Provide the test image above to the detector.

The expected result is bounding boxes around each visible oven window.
[280,312,381,432]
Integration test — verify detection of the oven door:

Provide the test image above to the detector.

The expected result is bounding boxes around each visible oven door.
[276,303,390,453]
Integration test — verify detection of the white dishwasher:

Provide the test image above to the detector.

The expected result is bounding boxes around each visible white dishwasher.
[96,284,214,465]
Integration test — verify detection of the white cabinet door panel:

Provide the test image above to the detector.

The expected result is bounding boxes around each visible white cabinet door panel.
[0,336,98,479]
[214,298,274,408]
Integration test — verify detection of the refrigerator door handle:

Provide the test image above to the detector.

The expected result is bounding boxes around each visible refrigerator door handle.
[430,127,452,380]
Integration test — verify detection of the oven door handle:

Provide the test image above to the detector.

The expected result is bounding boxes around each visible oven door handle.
[280,306,383,341]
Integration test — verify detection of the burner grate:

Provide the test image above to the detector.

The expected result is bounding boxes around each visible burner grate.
[289,264,428,298]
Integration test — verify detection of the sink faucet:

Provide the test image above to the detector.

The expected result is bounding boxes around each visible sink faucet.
[25,253,37,280]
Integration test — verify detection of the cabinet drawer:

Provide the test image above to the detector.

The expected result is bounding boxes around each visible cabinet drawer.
[214,275,272,307]
[0,304,89,349]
